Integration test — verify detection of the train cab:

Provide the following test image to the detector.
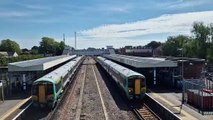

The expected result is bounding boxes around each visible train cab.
[32,80,56,108]
[128,76,146,100]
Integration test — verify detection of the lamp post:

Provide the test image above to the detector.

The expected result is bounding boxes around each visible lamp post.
[178,48,184,104]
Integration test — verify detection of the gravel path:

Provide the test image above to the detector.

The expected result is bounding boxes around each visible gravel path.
[80,58,106,120]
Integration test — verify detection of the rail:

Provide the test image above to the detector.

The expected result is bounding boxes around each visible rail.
[131,102,160,120]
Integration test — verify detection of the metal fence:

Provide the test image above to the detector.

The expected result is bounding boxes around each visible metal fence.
[184,79,213,115]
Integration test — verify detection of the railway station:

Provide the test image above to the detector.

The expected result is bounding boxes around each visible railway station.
[0,55,212,120]
[7,55,76,94]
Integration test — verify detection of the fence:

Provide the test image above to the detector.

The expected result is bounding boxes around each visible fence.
[184,79,213,115]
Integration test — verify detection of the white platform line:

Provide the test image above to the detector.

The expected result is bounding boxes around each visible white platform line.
[12,102,32,120]
[92,65,109,120]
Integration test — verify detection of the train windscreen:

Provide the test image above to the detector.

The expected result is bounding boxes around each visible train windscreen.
[128,79,134,95]
[46,83,53,95]
[32,84,38,95]
[32,82,53,95]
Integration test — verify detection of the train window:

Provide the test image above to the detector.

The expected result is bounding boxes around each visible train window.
[55,81,62,93]
[128,79,134,87]
[46,84,53,95]
[141,78,146,86]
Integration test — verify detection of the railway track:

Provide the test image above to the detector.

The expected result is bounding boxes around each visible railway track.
[131,102,161,120]
[75,57,108,120]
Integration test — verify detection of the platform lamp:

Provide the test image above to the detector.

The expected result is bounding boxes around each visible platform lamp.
[178,48,184,104]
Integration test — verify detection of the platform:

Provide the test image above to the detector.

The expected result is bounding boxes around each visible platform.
[0,95,30,120]
[147,89,213,120]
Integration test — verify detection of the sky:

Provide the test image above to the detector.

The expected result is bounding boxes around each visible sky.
[0,0,213,49]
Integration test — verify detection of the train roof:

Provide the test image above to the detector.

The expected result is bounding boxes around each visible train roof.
[34,77,57,84]
[34,56,82,84]
[98,56,144,78]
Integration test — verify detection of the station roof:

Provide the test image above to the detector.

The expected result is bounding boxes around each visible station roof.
[8,55,76,72]
[104,54,177,68]
[166,57,205,63]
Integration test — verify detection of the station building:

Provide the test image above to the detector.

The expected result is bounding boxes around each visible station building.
[8,55,76,94]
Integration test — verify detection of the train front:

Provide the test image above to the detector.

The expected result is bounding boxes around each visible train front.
[127,75,146,100]
[31,79,55,108]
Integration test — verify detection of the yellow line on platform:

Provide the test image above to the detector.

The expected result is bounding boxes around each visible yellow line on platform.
[0,97,31,120]
[149,92,198,120]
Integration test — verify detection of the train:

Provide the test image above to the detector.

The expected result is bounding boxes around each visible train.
[31,56,83,108]
[96,56,146,100]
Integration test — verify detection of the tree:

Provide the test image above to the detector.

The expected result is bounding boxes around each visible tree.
[39,37,57,55]
[145,41,161,49]
[0,39,21,54]
[56,41,65,55]
[31,46,39,54]
[162,35,189,57]
[192,22,210,58]
[38,37,66,56]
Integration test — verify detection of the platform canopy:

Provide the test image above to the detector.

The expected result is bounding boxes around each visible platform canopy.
[104,54,177,68]
[8,55,76,72]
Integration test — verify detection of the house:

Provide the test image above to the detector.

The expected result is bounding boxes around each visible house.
[0,51,18,57]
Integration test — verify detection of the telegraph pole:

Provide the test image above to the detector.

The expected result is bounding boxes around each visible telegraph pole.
[63,33,65,44]
[74,32,76,49]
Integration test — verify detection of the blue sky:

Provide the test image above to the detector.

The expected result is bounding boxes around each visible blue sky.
[0,0,213,49]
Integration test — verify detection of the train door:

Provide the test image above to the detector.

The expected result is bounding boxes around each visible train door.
[135,79,141,95]
[38,85,46,103]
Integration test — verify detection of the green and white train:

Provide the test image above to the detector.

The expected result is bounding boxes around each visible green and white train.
[97,56,146,100]
[31,56,83,108]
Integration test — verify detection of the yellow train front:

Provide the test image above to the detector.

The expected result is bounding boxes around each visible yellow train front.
[32,79,62,108]
[127,76,146,100]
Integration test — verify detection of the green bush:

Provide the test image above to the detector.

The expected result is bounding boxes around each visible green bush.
[0,54,44,66]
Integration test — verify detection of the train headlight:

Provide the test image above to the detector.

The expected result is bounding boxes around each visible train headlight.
[128,88,133,93]
[141,87,146,93]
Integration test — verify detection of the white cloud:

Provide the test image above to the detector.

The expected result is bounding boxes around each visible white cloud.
[75,11,213,48]
[80,11,213,38]
[98,5,130,13]
[0,11,29,17]
[23,4,49,10]
[167,0,213,9]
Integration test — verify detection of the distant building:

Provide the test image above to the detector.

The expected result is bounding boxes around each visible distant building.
[0,51,18,57]
[153,46,162,57]
[167,57,206,79]
[118,47,153,57]
[62,46,74,55]
[106,46,113,49]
